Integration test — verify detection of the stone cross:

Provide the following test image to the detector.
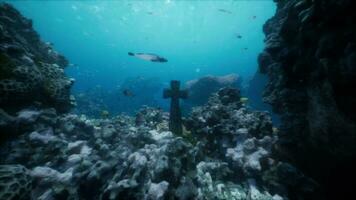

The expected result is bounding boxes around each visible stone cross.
[163,80,188,135]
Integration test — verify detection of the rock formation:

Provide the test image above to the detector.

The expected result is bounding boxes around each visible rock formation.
[0,3,74,114]
[258,0,356,198]
[182,74,242,111]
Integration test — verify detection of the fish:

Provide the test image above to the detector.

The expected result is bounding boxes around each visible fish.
[272,127,279,133]
[101,110,110,118]
[122,89,135,97]
[45,42,54,46]
[252,15,257,20]
[240,97,249,104]
[128,52,168,63]
[235,34,242,39]
[218,8,232,14]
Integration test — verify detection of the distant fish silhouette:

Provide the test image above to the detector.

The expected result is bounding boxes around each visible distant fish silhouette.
[101,110,110,118]
[252,15,257,20]
[128,52,168,63]
[235,34,242,39]
[123,89,135,97]
[240,97,249,104]
[218,8,232,14]
[68,63,78,67]
[45,42,54,46]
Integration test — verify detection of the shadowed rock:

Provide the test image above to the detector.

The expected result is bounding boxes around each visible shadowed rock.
[258,0,356,199]
[0,3,74,113]
[183,74,242,111]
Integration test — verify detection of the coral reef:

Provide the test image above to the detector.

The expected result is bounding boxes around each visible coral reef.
[0,3,74,114]
[0,165,32,200]
[0,88,314,199]
[258,0,356,198]
[183,74,242,111]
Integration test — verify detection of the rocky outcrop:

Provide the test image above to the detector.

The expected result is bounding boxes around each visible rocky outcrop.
[0,3,74,114]
[258,0,356,198]
[0,88,313,199]
[182,74,242,111]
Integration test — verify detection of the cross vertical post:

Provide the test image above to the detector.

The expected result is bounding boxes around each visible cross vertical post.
[163,80,188,135]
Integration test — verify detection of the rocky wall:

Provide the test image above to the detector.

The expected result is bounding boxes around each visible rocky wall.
[0,3,74,114]
[258,0,356,199]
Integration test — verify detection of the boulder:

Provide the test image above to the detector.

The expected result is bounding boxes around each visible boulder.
[0,3,74,113]
[183,74,242,110]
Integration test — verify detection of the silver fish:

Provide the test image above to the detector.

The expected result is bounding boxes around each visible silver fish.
[128,52,167,62]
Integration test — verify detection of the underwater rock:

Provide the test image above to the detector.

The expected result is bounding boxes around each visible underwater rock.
[186,87,273,157]
[17,109,41,124]
[0,108,16,141]
[31,166,73,185]
[0,164,32,200]
[0,3,74,114]
[146,181,169,200]
[135,106,167,128]
[183,74,242,110]
[258,0,356,198]
[28,128,60,144]
[226,136,274,176]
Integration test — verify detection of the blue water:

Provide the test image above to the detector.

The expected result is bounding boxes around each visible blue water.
[7,0,275,90]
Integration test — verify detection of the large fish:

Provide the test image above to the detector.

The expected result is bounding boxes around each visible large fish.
[128,52,168,62]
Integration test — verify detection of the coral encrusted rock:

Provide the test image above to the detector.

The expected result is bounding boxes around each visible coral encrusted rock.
[183,74,242,110]
[0,164,32,200]
[0,3,74,113]
[258,0,356,199]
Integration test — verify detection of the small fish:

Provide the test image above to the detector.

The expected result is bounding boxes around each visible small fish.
[272,127,279,133]
[123,89,135,97]
[241,47,248,51]
[128,52,167,63]
[235,34,242,39]
[240,97,249,104]
[45,42,54,46]
[218,8,232,14]
[101,110,110,118]
[147,11,154,15]
[252,15,257,20]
